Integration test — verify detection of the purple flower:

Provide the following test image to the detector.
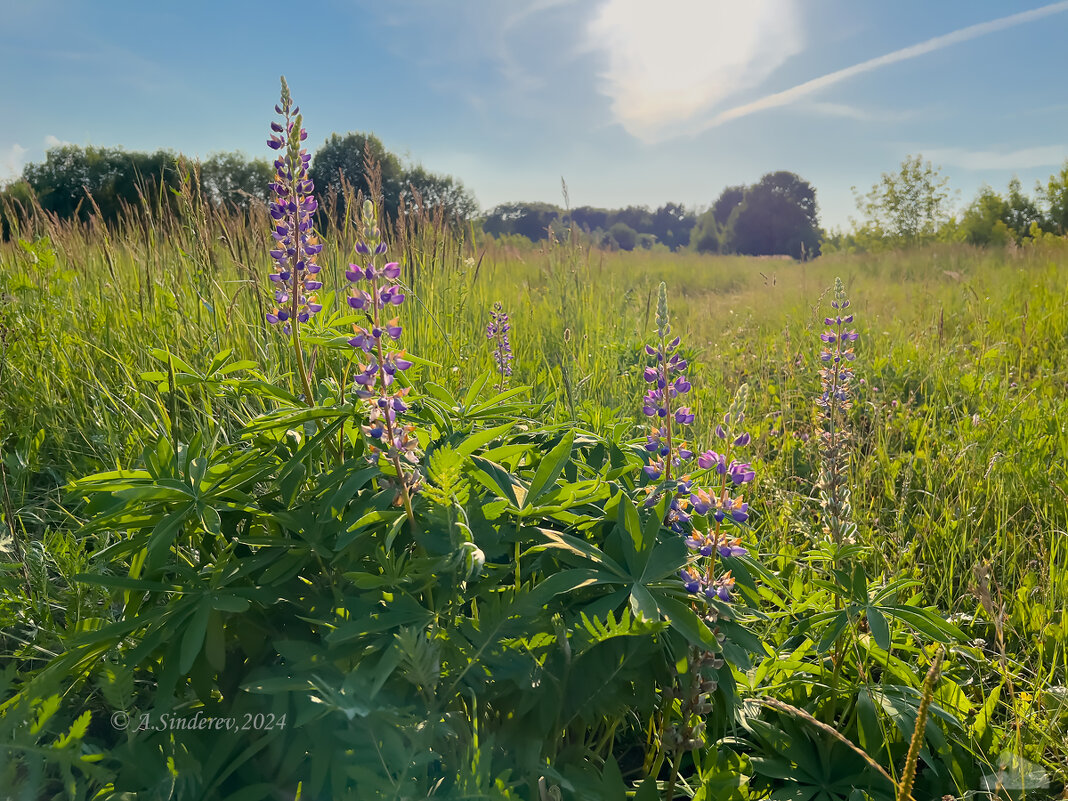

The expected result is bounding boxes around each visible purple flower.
[345,200,421,505]
[264,80,321,334]
[487,302,514,385]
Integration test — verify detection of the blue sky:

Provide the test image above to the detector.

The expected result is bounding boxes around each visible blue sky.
[3,0,1068,230]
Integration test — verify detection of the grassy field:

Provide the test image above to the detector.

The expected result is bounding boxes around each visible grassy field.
[1,191,1066,798]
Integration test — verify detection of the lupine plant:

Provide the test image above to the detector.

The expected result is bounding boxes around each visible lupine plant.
[347,198,419,521]
[816,276,859,550]
[265,77,322,405]
[486,301,513,390]
[1,78,1044,801]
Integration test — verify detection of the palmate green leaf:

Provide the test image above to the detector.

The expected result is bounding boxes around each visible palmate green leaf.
[526,568,626,610]
[866,606,890,651]
[816,611,851,653]
[524,430,574,508]
[527,528,627,577]
[180,601,211,675]
[467,384,532,416]
[72,573,178,593]
[880,604,966,643]
[639,535,687,583]
[617,494,647,576]
[469,456,519,507]
[146,501,195,569]
[462,371,491,410]
[657,595,719,651]
[454,421,515,458]
[629,584,659,619]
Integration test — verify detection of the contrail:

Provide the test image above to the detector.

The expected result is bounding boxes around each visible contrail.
[701,1,1068,129]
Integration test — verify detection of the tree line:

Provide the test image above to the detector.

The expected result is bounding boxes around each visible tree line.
[484,171,823,259]
[0,133,478,234]
[6,135,1065,257]
[827,154,1068,252]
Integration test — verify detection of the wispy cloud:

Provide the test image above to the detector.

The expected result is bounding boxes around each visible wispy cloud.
[1,144,28,183]
[701,2,1068,130]
[586,0,804,142]
[804,102,918,124]
[924,144,1068,171]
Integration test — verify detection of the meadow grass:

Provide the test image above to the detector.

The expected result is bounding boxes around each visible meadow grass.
[1,193,1066,790]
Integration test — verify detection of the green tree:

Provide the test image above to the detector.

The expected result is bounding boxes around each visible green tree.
[1004,176,1043,237]
[724,171,821,259]
[957,186,1011,246]
[1040,160,1068,234]
[711,185,745,227]
[308,132,405,224]
[651,202,695,251]
[607,221,638,250]
[854,154,952,245]
[198,151,274,211]
[482,202,562,241]
[400,164,478,222]
[22,145,182,223]
[688,209,721,254]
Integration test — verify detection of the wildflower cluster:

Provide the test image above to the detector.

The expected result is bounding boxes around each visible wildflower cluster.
[486,302,513,388]
[347,200,420,508]
[816,277,859,546]
[640,284,754,606]
[641,283,695,534]
[681,384,754,605]
[265,78,322,335]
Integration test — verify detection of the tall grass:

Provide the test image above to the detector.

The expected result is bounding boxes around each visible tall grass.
[2,189,1066,784]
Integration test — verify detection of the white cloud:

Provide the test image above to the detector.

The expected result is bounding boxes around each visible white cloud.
[1,144,28,183]
[701,1,1068,130]
[586,0,804,142]
[923,145,1068,171]
[44,134,70,148]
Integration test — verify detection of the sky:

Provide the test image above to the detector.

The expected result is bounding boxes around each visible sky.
[3,0,1068,230]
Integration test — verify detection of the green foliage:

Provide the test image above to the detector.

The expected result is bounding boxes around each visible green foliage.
[689,210,721,254]
[608,221,638,251]
[853,154,953,247]
[309,132,477,227]
[723,172,821,260]
[1,164,1066,799]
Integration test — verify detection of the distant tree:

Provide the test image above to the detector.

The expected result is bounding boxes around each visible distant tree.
[957,186,1011,246]
[400,164,478,222]
[22,145,181,222]
[725,171,821,259]
[1004,177,1043,237]
[482,202,561,241]
[608,221,638,251]
[309,132,405,224]
[612,205,654,234]
[651,202,695,251]
[711,185,745,228]
[688,210,721,254]
[958,178,1045,246]
[1039,161,1068,234]
[854,155,952,244]
[570,206,610,233]
[198,151,273,210]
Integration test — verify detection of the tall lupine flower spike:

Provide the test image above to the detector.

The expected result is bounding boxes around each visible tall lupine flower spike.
[486,302,513,390]
[266,76,321,404]
[347,199,418,524]
[816,277,859,547]
[684,383,754,606]
[641,282,696,534]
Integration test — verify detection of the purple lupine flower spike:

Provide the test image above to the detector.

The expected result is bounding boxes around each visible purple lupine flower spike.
[346,199,421,514]
[265,77,321,335]
[487,302,513,389]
